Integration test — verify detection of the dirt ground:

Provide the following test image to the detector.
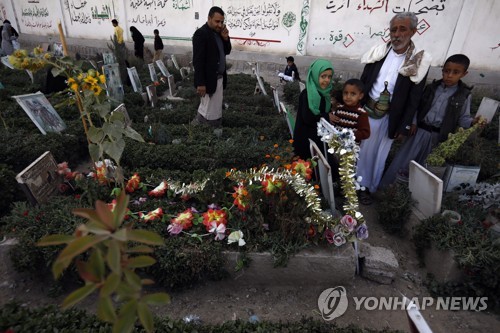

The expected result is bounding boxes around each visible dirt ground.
[1,202,499,332]
[1,72,499,332]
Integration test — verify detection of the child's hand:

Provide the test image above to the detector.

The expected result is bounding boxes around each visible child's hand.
[329,112,340,124]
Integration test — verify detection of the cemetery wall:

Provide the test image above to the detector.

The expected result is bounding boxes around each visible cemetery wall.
[1,0,499,74]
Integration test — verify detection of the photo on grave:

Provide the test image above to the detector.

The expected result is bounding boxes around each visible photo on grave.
[127,67,143,93]
[146,85,158,107]
[103,52,116,65]
[15,151,62,205]
[148,63,158,82]
[103,63,124,104]
[13,91,67,135]
[155,59,170,77]
[111,103,132,127]
[53,43,64,57]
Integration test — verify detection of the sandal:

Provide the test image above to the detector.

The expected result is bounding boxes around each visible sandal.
[358,190,373,205]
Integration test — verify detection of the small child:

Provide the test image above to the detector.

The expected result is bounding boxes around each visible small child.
[329,79,370,143]
[379,54,476,188]
[153,29,164,62]
[278,56,300,82]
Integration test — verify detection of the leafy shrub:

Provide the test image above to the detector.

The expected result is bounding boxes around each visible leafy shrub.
[375,183,414,235]
[0,164,23,217]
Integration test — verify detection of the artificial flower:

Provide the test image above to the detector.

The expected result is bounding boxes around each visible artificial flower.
[333,233,346,246]
[170,208,194,230]
[356,223,369,240]
[209,221,227,240]
[167,223,183,235]
[232,185,250,211]
[227,230,246,246]
[324,228,335,244]
[261,174,285,195]
[126,173,141,193]
[291,159,313,181]
[202,208,227,231]
[340,215,357,232]
[149,181,168,197]
[139,208,163,221]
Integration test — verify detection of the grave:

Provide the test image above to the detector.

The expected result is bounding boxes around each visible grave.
[102,63,124,104]
[409,160,443,219]
[102,52,116,65]
[359,243,399,285]
[148,63,158,83]
[271,86,280,112]
[476,96,499,123]
[155,59,170,77]
[127,67,142,93]
[111,103,132,127]
[16,151,62,205]
[146,85,158,107]
[309,139,336,214]
[279,102,294,138]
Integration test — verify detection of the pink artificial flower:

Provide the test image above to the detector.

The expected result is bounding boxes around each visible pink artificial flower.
[167,223,183,235]
[340,215,357,232]
[333,233,346,246]
[324,228,335,244]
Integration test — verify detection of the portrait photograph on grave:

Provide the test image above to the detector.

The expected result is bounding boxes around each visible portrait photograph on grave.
[127,67,143,93]
[53,43,64,57]
[155,59,170,77]
[102,52,116,65]
[13,91,67,135]
[148,63,158,82]
[103,63,124,104]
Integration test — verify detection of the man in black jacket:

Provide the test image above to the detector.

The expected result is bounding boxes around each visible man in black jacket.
[192,6,231,127]
[356,12,432,204]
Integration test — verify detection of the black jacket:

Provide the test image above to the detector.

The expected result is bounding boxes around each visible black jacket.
[154,35,164,51]
[192,23,231,94]
[417,79,472,142]
[360,55,427,138]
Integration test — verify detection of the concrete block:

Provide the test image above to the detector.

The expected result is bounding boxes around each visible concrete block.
[409,161,443,218]
[360,243,399,285]
[223,245,356,287]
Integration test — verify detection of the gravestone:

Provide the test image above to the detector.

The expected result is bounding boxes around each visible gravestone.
[167,74,177,96]
[279,102,294,138]
[309,139,336,214]
[148,63,158,82]
[102,63,124,104]
[442,165,480,192]
[16,151,62,205]
[146,85,158,107]
[111,103,132,127]
[271,86,280,112]
[102,52,116,65]
[127,67,142,93]
[155,59,170,77]
[409,160,443,219]
[299,81,306,92]
[1,56,14,69]
[476,96,499,123]
[170,54,180,70]
[252,64,268,96]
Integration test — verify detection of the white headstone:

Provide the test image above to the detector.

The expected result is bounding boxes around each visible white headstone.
[170,54,180,70]
[146,85,158,107]
[271,86,280,112]
[299,81,306,92]
[155,59,170,77]
[409,160,443,219]
[127,67,142,93]
[148,63,158,83]
[102,63,124,104]
[280,102,294,138]
[167,74,176,97]
[111,103,132,127]
[476,96,499,123]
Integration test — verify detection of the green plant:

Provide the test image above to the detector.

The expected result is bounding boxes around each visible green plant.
[375,183,414,235]
[37,191,170,333]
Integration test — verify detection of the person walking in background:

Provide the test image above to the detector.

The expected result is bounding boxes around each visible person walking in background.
[379,54,480,188]
[356,12,432,205]
[111,19,124,45]
[130,26,145,60]
[1,21,17,55]
[0,19,18,46]
[278,56,301,82]
[292,59,334,160]
[153,29,164,62]
[192,6,232,127]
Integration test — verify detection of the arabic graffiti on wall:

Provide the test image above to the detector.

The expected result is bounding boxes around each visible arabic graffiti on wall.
[19,0,53,30]
[226,3,281,31]
[296,0,310,54]
[313,0,447,49]
[63,0,117,25]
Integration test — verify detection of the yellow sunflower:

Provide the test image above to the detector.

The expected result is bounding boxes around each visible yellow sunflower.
[91,84,103,96]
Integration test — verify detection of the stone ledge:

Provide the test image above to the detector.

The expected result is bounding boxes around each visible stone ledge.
[223,244,356,287]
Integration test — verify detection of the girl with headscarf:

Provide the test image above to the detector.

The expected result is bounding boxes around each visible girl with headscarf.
[1,22,17,55]
[292,59,334,160]
[129,26,145,59]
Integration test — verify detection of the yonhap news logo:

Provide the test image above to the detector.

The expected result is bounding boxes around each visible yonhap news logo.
[317,286,349,320]
[318,286,488,321]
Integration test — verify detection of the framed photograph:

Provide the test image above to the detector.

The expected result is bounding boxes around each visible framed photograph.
[155,59,170,77]
[111,103,132,127]
[103,63,124,104]
[148,63,158,82]
[127,66,143,93]
[13,91,67,135]
[103,52,116,65]
[53,42,64,57]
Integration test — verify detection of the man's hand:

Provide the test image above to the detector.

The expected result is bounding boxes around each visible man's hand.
[221,24,229,41]
[393,132,405,141]
[197,86,207,97]
[408,124,417,136]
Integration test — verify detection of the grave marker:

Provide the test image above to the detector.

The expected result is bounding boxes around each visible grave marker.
[16,151,62,205]
[155,59,170,77]
[111,103,132,127]
[170,54,180,70]
[1,56,14,69]
[127,67,142,93]
[148,63,158,83]
[102,63,124,104]
[102,52,116,65]
[146,85,158,107]
[476,96,499,123]
[409,160,443,219]
[167,74,177,96]
[271,86,280,112]
[309,139,337,214]
[299,81,306,92]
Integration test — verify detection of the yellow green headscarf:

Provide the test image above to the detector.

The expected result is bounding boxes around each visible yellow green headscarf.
[306,59,334,115]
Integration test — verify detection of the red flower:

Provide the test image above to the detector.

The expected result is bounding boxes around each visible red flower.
[261,174,285,195]
[232,185,250,211]
[94,165,108,184]
[170,208,194,230]
[126,173,141,193]
[202,209,228,231]
[291,159,313,181]
[149,181,168,197]
[307,225,316,237]
[139,208,163,221]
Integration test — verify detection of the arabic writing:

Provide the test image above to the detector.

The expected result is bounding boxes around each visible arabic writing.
[326,0,447,15]
[21,6,49,17]
[129,0,169,11]
[22,19,53,29]
[172,0,192,10]
[64,0,117,25]
[131,14,167,27]
[226,2,281,31]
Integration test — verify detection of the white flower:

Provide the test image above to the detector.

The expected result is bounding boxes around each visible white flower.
[209,221,226,241]
[227,230,246,246]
